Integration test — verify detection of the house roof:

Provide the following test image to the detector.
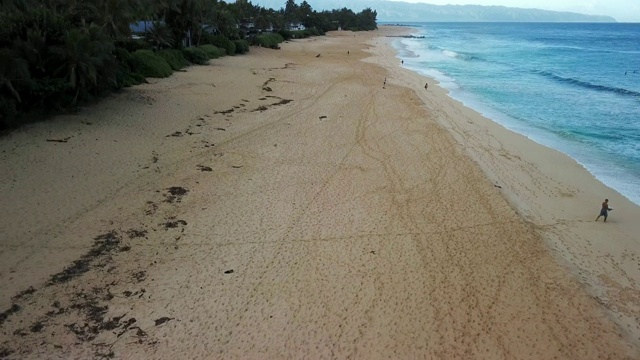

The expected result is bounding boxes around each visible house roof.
[130,21,156,33]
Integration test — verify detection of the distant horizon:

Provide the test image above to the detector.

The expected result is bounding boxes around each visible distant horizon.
[377,20,633,23]
[384,0,638,22]
[251,1,639,23]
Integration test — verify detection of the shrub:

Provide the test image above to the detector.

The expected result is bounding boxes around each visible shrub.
[278,30,293,41]
[112,48,145,88]
[25,78,71,110]
[287,28,322,39]
[115,39,149,53]
[130,50,173,78]
[198,44,225,59]
[289,30,307,39]
[114,66,146,88]
[203,35,236,56]
[233,40,250,54]
[158,49,189,70]
[181,47,209,65]
[253,33,284,49]
[0,96,18,129]
[113,47,133,64]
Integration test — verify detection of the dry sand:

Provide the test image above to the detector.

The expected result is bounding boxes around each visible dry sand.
[1,27,639,359]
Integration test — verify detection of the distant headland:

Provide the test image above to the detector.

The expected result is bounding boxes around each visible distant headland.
[254,0,617,23]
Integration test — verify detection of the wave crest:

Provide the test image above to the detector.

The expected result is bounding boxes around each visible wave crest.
[441,49,481,61]
[535,70,640,97]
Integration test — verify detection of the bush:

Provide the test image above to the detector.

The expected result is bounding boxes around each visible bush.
[287,28,322,39]
[0,96,18,129]
[114,39,149,53]
[113,47,133,64]
[278,30,293,41]
[114,66,146,88]
[233,40,250,54]
[290,30,307,39]
[304,28,322,36]
[130,50,173,78]
[202,35,236,56]
[24,78,71,110]
[158,49,189,70]
[112,48,145,88]
[198,44,225,59]
[181,47,209,65]
[253,33,284,49]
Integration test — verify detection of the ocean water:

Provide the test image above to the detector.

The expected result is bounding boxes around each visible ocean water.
[392,22,640,205]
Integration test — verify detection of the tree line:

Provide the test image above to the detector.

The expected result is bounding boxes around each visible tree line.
[0,0,377,129]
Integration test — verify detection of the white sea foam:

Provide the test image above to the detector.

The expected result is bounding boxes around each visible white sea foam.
[442,50,459,59]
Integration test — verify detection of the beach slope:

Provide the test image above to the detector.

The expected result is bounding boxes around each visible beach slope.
[0,28,638,359]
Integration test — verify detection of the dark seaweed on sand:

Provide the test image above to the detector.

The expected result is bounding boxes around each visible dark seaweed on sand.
[0,347,15,358]
[126,228,148,239]
[47,231,121,285]
[65,288,135,342]
[164,187,189,203]
[11,286,36,301]
[0,304,21,325]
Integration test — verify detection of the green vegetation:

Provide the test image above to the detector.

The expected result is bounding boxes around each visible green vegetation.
[181,48,209,65]
[158,49,190,70]
[233,40,250,55]
[0,0,378,130]
[253,34,285,49]
[131,50,173,78]
[198,45,225,59]
[113,48,146,87]
[203,35,236,56]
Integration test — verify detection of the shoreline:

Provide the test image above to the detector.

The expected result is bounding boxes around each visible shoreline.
[0,28,639,358]
[393,24,640,208]
[375,25,640,347]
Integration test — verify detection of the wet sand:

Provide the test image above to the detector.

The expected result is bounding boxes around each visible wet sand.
[1,27,639,359]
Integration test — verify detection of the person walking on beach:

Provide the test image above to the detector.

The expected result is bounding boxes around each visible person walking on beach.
[595,199,612,222]
[424,82,428,90]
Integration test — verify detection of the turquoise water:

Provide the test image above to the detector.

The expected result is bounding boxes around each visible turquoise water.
[393,22,640,205]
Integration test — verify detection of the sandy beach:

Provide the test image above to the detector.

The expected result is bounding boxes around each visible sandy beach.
[1,26,639,359]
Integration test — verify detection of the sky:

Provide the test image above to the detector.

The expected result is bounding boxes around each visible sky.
[387,0,640,22]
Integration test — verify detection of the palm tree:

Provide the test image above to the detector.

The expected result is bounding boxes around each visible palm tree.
[163,0,198,48]
[254,14,270,32]
[52,25,113,103]
[213,8,239,39]
[145,21,174,49]
[93,0,140,39]
[284,0,298,23]
[191,0,217,45]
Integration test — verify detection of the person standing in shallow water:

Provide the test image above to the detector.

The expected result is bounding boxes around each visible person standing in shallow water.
[595,199,612,222]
